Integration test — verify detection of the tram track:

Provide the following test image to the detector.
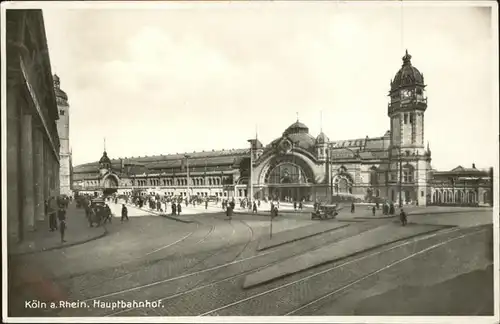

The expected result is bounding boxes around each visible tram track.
[58,218,244,315]
[99,226,466,317]
[198,226,485,317]
[62,224,216,295]
[103,219,256,316]
[65,221,233,300]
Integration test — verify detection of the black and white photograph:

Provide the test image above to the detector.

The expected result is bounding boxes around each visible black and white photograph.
[2,1,499,322]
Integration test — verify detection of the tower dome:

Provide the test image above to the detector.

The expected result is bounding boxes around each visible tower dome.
[390,50,425,91]
[53,74,69,104]
[99,151,111,165]
[316,131,329,144]
[283,121,309,136]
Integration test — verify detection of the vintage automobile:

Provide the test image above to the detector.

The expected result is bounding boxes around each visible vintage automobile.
[311,204,339,220]
[88,198,112,226]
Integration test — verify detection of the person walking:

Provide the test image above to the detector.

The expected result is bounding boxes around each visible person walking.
[57,205,67,243]
[44,199,48,220]
[104,204,112,223]
[299,201,303,210]
[253,201,258,214]
[351,202,355,213]
[172,202,177,215]
[205,200,208,210]
[372,205,376,216]
[48,196,58,231]
[121,204,129,222]
[400,208,407,226]
[177,202,182,216]
[293,201,297,211]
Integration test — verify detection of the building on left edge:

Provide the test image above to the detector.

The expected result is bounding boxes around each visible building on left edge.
[6,9,61,244]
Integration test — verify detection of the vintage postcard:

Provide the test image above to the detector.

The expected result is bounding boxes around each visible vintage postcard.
[2,1,499,323]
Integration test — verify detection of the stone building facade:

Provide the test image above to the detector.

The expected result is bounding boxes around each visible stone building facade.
[54,75,73,196]
[6,9,61,243]
[72,51,493,207]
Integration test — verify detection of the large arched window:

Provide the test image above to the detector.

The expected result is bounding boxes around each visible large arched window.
[468,191,475,204]
[334,174,353,194]
[103,175,119,189]
[266,162,309,184]
[483,191,489,204]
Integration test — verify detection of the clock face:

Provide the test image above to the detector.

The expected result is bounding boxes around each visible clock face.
[401,89,412,98]
[278,139,292,155]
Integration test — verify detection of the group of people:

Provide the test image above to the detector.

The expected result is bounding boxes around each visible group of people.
[351,200,407,226]
[45,195,71,243]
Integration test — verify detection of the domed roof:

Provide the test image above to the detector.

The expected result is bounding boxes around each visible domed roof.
[283,121,309,136]
[99,151,111,165]
[390,50,425,91]
[287,132,316,151]
[53,74,68,101]
[316,131,329,144]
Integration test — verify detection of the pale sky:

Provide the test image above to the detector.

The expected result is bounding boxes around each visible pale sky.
[39,1,497,170]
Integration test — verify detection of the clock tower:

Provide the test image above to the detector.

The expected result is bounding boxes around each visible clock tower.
[388,50,427,154]
[387,50,430,206]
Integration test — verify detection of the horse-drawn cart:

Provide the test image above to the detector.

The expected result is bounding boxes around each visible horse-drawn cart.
[311,204,339,220]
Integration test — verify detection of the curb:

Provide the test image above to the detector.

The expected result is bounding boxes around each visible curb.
[410,209,491,216]
[257,223,350,252]
[349,208,490,220]
[243,225,453,289]
[158,213,196,224]
[354,216,396,220]
[9,228,108,257]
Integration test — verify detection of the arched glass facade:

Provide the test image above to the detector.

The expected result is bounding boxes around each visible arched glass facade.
[266,162,309,184]
[103,176,119,188]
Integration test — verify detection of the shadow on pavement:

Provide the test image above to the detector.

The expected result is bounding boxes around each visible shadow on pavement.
[353,263,494,316]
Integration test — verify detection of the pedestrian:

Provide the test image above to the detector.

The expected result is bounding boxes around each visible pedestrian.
[293,201,297,211]
[177,202,182,215]
[253,201,258,214]
[104,204,112,223]
[390,202,395,215]
[57,205,67,243]
[48,197,58,231]
[372,205,376,216]
[121,204,129,222]
[400,208,407,226]
[376,201,379,210]
[172,202,177,215]
[351,202,355,213]
[299,201,303,210]
[258,200,261,208]
[44,199,48,219]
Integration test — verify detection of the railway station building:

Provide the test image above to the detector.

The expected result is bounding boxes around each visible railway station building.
[72,51,493,207]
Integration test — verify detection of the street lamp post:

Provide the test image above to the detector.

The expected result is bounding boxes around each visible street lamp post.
[184,154,191,201]
[247,139,254,208]
[391,146,403,207]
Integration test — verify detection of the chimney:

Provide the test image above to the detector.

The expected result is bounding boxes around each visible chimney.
[472,163,476,169]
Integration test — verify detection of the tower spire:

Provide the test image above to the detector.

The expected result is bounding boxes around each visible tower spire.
[296,112,299,122]
[255,124,258,140]
[104,137,106,153]
[320,110,323,132]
